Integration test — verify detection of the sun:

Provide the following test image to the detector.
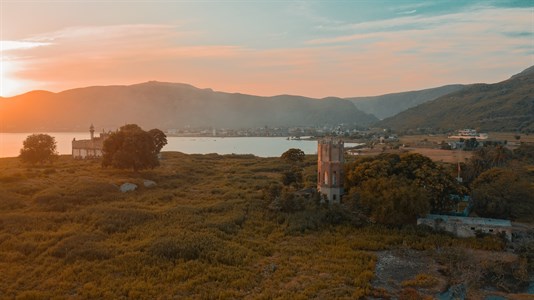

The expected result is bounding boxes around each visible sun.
[0,60,26,97]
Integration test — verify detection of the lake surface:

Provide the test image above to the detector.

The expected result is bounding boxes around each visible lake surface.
[0,132,362,158]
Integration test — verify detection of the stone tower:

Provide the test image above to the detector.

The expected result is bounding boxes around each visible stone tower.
[89,124,95,140]
[317,138,344,204]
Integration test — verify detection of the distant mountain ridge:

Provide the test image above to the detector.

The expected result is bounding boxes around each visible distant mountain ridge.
[378,66,534,132]
[0,81,378,132]
[346,85,465,119]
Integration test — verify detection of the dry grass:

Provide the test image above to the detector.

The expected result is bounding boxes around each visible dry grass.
[0,153,521,298]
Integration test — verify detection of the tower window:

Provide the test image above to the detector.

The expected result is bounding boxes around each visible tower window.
[333,171,337,185]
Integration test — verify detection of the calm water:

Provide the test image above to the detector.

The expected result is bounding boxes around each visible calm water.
[0,132,360,158]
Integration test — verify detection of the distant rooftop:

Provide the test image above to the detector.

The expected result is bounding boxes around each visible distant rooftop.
[422,214,511,227]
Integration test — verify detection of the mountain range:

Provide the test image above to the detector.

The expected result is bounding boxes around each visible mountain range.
[346,85,465,119]
[0,82,377,132]
[1,66,532,132]
[378,66,534,132]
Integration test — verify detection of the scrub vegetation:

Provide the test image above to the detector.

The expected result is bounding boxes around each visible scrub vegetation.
[0,152,530,298]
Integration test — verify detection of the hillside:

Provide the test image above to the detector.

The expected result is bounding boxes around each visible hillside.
[378,66,534,132]
[0,82,377,132]
[346,85,465,119]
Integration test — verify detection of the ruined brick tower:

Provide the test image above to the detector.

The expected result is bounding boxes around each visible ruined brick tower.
[317,138,344,204]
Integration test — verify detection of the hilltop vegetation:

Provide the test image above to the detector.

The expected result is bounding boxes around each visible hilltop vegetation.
[0,152,531,298]
[379,66,534,132]
[0,82,377,132]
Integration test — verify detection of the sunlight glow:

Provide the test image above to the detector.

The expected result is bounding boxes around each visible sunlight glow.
[0,60,26,97]
[1,40,51,97]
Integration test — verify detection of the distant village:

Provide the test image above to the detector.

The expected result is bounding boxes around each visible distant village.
[164,124,358,138]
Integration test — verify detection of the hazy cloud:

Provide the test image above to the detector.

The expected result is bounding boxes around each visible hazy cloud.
[397,10,417,15]
[1,40,51,51]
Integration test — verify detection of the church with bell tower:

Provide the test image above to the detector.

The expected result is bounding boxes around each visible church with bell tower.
[72,124,110,159]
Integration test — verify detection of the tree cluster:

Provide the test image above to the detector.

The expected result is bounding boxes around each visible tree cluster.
[102,124,167,171]
[345,153,465,225]
[280,148,305,189]
[281,148,305,163]
[19,134,58,165]
[464,144,534,220]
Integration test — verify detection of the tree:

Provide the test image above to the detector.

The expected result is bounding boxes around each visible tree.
[19,134,58,165]
[279,187,305,213]
[514,143,534,163]
[345,153,463,214]
[149,128,168,153]
[102,124,166,171]
[280,148,305,189]
[281,148,305,164]
[464,138,479,151]
[471,168,534,220]
[281,167,303,188]
[356,176,430,225]
[464,145,514,183]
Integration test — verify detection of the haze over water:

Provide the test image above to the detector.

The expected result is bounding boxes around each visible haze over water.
[0,133,363,158]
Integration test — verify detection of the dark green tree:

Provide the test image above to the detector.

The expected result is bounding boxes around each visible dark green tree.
[464,145,514,183]
[149,128,168,153]
[345,157,394,187]
[401,153,465,213]
[279,187,305,213]
[280,148,305,189]
[464,138,479,150]
[471,168,534,220]
[281,167,303,188]
[19,134,58,165]
[102,124,166,171]
[281,148,305,163]
[345,153,463,214]
[357,176,430,225]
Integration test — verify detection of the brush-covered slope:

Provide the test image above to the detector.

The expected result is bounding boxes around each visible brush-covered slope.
[378,67,534,132]
[347,85,465,119]
[0,82,377,132]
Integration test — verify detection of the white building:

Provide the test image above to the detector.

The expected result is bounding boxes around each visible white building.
[72,124,110,159]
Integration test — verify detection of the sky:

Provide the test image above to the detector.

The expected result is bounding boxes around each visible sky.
[0,0,533,98]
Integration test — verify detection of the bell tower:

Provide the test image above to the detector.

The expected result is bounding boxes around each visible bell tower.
[89,124,95,140]
[317,138,344,204]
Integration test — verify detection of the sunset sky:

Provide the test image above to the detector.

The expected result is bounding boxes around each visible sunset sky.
[1,0,533,98]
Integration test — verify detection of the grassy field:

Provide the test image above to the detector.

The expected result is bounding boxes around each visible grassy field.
[0,153,529,299]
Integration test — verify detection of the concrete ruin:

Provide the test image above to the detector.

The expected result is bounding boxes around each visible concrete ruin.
[417,214,512,241]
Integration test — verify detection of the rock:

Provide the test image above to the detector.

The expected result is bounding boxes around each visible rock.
[438,283,466,300]
[143,180,157,188]
[120,183,138,193]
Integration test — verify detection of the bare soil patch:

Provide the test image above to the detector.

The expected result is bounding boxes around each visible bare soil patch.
[407,148,472,163]
[373,249,447,297]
